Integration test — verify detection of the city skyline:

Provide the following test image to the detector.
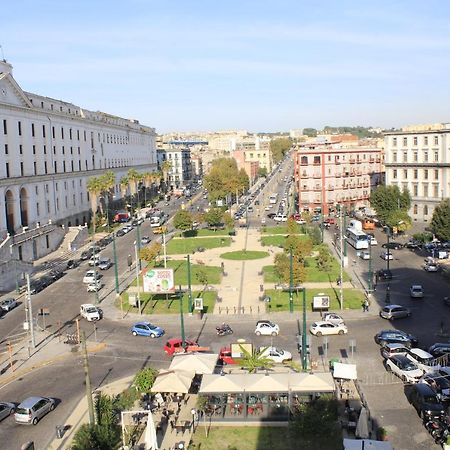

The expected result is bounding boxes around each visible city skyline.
[2,0,450,133]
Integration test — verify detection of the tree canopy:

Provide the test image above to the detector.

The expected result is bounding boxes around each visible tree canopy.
[431,199,450,242]
[270,138,292,163]
[173,210,193,231]
[204,207,224,228]
[370,185,411,230]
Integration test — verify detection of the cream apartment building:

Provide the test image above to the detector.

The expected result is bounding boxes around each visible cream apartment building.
[384,123,450,223]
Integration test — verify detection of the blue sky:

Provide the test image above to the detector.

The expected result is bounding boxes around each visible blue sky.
[2,0,450,132]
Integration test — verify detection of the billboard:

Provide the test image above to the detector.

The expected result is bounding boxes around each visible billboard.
[143,268,175,293]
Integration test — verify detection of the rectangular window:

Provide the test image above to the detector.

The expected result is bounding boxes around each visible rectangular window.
[434,136,439,145]
[403,137,407,146]
[393,169,397,179]
[392,153,397,162]
[2,119,7,135]
[434,151,439,162]
[424,151,428,162]
[413,136,418,146]
[32,145,36,155]
[435,170,439,180]
[47,200,50,213]
[69,128,72,140]
[65,196,68,208]
[423,184,429,197]
[424,136,428,145]
[70,146,73,155]
[35,186,38,195]
[4,144,8,155]
[434,185,439,197]
[71,161,74,171]
[62,146,65,155]
[55,182,58,192]
[78,161,81,171]
[5,162,9,177]
[44,161,48,174]
[19,144,23,155]
[413,152,418,162]
[52,126,55,139]
[54,161,57,173]
[73,194,76,205]
[18,121,22,136]
[33,162,37,175]
[61,127,64,139]
[84,130,87,141]
[36,202,40,216]
[77,129,80,140]
[403,169,408,179]
[45,184,49,194]
[413,184,418,196]
[413,169,418,179]
[43,145,47,154]
[46,235,49,248]
[424,169,428,180]
[63,161,66,172]
[31,123,35,137]
[403,152,407,162]
[56,198,59,211]
[392,137,397,146]
[20,162,24,176]
[42,125,46,138]
[53,146,56,154]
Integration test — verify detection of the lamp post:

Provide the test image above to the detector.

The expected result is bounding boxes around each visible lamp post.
[186,255,193,313]
[9,245,19,293]
[134,241,142,315]
[179,287,186,349]
[342,204,347,258]
[289,249,294,313]
[92,222,100,305]
[386,228,391,272]
[339,209,344,311]
[301,288,307,371]
[368,236,373,292]
[105,194,120,295]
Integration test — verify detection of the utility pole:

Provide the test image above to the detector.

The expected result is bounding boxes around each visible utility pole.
[302,288,307,371]
[162,232,167,268]
[289,249,294,313]
[339,210,344,311]
[342,204,347,259]
[26,274,36,349]
[134,241,142,314]
[135,223,141,270]
[81,331,95,425]
[368,236,373,292]
[386,229,391,272]
[179,288,186,349]
[187,255,193,313]
[113,233,119,294]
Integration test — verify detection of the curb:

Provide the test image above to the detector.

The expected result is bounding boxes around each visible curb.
[0,342,107,387]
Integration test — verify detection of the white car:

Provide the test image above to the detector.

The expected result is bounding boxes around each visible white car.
[87,282,103,293]
[83,270,100,284]
[359,251,371,260]
[141,236,151,245]
[384,355,423,383]
[424,264,439,272]
[80,304,103,321]
[322,313,345,326]
[406,348,439,374]
[88,254,101,266]
[368,237,378,246]
[98,258,112,270]
[310,321,348,336]
[380,252,393,260]
[259,346,292,363]
[255,320,280,336]
[410,285,424,298]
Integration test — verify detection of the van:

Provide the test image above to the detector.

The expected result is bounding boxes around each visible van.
[15,396,55,425]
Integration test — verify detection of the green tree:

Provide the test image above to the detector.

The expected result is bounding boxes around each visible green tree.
[86,176,103,230]
[133,367,158,393]
[431,199,450,241]
[303,128,318,137]
[161,160,172,191]
[274,252,306,285]
[204,207,224,229]
[316,247,332,272]
[287,217,298,235]
[174,210,193,231]
[222,212,234,229]
[140,242,162,264]
[270,138,292,163]
[274,252,289,282]
[257,167,268,177]
[237,345,274,373]
[370,185,411,225]
[195,269,208,286]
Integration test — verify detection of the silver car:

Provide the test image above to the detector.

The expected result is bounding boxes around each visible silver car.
[0,402,15,421]
[380,305,411,320]
[0,298,18,312]
[15,396,55,425]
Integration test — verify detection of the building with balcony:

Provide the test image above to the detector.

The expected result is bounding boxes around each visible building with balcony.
[384,123,450,223]
[0,59,156,268]
[293,141,384,215]
[157,147,192,189]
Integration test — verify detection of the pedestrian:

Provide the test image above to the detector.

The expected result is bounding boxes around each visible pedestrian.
[364,299,369,312]
[361,300,366,312]
[169,419,175,431]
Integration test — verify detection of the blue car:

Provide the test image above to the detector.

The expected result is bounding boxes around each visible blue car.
[131,322,164,338]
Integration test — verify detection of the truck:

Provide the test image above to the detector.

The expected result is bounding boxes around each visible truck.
[164,338,210,356]
[113,211,130,223]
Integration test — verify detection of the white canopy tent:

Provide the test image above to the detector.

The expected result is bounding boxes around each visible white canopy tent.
[151,370,194,394]
[169,353,218,375]
[333,363,358,380]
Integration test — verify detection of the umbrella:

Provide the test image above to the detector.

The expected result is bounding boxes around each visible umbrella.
[169,353,218,374]
[144,411,159,450]
[355,406,370,439]
[151,370,194,394]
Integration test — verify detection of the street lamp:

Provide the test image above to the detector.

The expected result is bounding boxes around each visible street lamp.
[368,236,373,292]
[134,240,142,315]
[186,254,193,313]
[385,284,391,305]
[104,194,120,295]
[289,249,294,313]
[301,287,308,371]
[178,286,186,349]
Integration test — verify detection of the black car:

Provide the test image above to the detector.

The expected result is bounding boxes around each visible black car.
[67,259,79,269]
[428,343,450,358]
[405,241,422,250]
[49,269,64,281]
[407,383,446,418]
[382,242,403,250]
[116,229,126,237]
[30,280,45,295]
[376,269,393,281]
[80,249,93,260]
[420,373,450,401]
[267,213,276,219]
[40,276,54,288]
[374,330,418,348]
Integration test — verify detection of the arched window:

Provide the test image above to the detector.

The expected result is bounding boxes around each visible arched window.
[413,204,418,214]
[423,205,429,216]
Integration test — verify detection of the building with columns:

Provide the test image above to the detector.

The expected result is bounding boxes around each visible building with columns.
[293,140,384,215]
[0,59,156,266]
[384,123,450,223]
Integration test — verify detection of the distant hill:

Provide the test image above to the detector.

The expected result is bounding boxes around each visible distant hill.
[322,126,382,138]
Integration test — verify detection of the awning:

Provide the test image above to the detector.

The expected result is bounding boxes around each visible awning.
[245,374,290,393]
[289,373,335,392]
[200,374,246,393]
[333,363,357,380]
[169,353,218,375]
[343,438,393,450]
[151,370,194,394]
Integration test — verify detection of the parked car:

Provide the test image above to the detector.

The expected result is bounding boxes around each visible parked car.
[259,346,292,363]
[0,298,18,312]
[380,343,409,359]
[367,234,378,245]
[380,251,393,261]
[428,343,450,358]
[14,396,55,425]
[219,346,236,365]
[66,259,79,269]
[80,249,93,260]
[255,320,280,336]
[384,355,423,383]
[406,348,439,374]
[376,269,393,281]
[405,241,422,250]
[98,258,112,270]
[322,313,345,326]
[379,305,411,320]
[382,242,403,250]
[310,321,348,336]
[374,330,418,348]
[141,236,151,245]
[0,402,15,421]
[359,251,371,260]
[410,285,424,298]
[424,263,439,272]
[87,282,103,293]
[407,383,446,418]
[49,269,64,281]
[131,322,165,338]
[80,304,103,321]
[116,229,126,237]
[83,270,100,284]
[419,373,450,402]
[29,280,45,295]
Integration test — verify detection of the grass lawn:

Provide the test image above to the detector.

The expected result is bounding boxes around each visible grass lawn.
[176,228,234,237]
[188,426,342,450]
[261,225,305,234]
[115,290,216,314]
[264,288,364,311]
[166,237,232,254]
[262,261,350,283]
[220,250,269,260]
[261,235,286,247]
[130,260,222,286]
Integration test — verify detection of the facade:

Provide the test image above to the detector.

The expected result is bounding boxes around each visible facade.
[293,141,384,215]
[157,147,192,189]
[384,123,450,223]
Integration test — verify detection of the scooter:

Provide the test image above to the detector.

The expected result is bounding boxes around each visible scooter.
[216,324,233,336]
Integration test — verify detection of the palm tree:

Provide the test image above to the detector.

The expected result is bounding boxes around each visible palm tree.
[120,176,129,199]
[99,170,116,224]
[86,176,103,231]
[237,345,274,373]
[127,168,139,195]
[161,160,172,192]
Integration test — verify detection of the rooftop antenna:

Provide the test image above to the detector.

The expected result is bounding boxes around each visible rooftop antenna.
[0,45,5,62]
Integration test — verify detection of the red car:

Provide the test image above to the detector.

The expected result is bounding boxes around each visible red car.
[164,338,209,356]
[326,217,335,225]
[219,346,236,365]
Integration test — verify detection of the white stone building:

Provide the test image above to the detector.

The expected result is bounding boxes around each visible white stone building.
[157,147,192,189]
[0,60,156,266]
[384,123,450,223]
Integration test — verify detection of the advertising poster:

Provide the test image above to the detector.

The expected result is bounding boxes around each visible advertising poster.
[143,268,175,293]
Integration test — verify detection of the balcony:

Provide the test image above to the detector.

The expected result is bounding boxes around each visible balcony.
[369,158,375,163]
[313,173,321,179]
[349,159,356,164]
[327,185,334,191]
[335,160,341,165]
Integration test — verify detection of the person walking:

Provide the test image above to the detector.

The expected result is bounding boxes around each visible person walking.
[363,298,369,312]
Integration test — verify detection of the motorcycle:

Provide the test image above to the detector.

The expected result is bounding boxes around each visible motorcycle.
[423,417,448,443]
[216,324,233,336]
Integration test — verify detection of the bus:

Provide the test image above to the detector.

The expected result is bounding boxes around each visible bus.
[346,228,369,249]
[269,194,278,204]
